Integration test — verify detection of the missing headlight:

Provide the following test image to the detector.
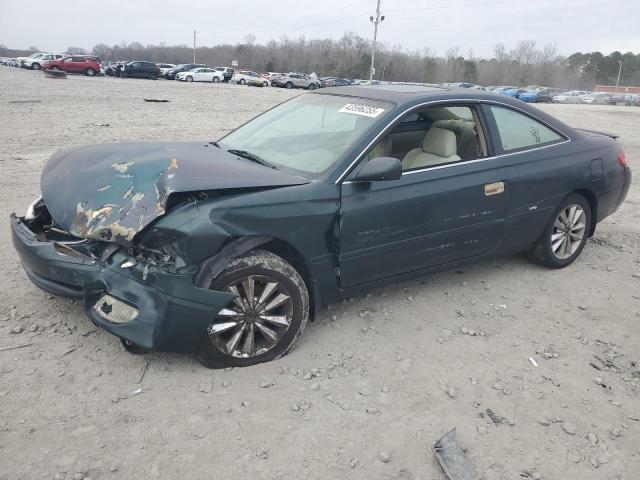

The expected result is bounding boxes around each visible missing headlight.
[93,295,139,324]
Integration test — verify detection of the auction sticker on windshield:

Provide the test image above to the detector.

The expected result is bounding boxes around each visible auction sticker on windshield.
[339,103,386,118]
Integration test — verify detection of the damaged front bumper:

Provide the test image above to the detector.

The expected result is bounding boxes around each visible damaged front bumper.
[10,213,234,353]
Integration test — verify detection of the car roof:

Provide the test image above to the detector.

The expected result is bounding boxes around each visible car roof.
[311,84,578,135]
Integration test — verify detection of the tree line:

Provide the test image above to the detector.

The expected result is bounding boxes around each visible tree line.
[2,34,639,89]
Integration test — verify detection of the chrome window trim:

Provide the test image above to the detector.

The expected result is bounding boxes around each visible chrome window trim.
[335,98,571,184]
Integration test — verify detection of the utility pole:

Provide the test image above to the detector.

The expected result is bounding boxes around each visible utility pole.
[368,0,384,84]
[193,30,197,63]
[615,60,623,93]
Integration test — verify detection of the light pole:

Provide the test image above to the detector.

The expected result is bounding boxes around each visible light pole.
[615,60,623,93]
[368,0,384,84]
[193,30,197,63]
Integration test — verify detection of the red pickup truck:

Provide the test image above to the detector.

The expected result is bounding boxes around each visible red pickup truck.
[43,56,102,76]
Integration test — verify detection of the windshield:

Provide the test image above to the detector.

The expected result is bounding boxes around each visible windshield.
[218,94,393,177]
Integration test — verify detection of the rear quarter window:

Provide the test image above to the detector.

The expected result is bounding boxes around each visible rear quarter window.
[489,106,564,152]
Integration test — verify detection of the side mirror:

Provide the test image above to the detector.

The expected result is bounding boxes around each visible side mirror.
[354,157,402,182]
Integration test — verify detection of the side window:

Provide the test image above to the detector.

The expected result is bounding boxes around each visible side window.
[489,106,563,152]
[365,105,486,171]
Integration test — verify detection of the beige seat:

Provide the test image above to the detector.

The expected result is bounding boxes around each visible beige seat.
[402,127,460,170]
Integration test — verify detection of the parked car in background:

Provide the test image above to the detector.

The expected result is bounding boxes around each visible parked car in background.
[11,85,630,367]
[16,53,64,70]
[176,67,225,83]
[518,88,557,103]
[233,70,269,86]
[214,67,234,82]
[165,63,208,80]
[321,77,352,87]
[1,58,19,67]
[552,91,589,104]
[43,56,102,76]
[157,63,175,77]
[120,61,160,79]
[579,92,612,105]
[501,88,528,98]
[272,72,321,90]
[492,86,518,94]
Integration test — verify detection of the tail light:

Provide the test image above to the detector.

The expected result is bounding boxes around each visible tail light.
[618,151,627,167]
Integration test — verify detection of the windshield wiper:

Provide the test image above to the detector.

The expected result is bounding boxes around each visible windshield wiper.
[227,149,277,169]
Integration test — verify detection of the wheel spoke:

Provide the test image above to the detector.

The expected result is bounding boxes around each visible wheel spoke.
[257,282,278,307]
[228,285,246,311]
[259,315,290,327]
[551,232,564,242]
[226,325,245,353]
[567,206,577,225]
[217,308,239,317]
[564,234,572,256]
[242,323,255,356]
[210,321,239,334]
[242,276,255,307]
[552,236,565,252]
[264,293,290,312]
[255,321,278,342]
[554,219,565,230]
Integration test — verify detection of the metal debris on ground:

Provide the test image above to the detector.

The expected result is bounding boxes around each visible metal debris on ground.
[434,429,477,480]
[0,343,33,352]
[8,100,42,104]
[143,98,170,102]
[43,70,67,79]
[484,408,507,425]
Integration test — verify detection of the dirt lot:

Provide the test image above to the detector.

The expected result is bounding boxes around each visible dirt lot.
[0,66,639,480]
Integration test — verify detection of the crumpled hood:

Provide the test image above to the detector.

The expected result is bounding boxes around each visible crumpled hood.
[41,142,309,245]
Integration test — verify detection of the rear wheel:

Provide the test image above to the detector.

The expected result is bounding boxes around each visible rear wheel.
[285,81,293,89]
[197,250,309,368]
[150,72,158,80]
[239,78,246,85]
[528,193,591,268]
[51,66,60,71]
[212,76,220,83]
[308,83,316,90]
[31,62,41,70]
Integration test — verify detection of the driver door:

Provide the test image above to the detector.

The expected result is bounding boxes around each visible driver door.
[338,104,511,288]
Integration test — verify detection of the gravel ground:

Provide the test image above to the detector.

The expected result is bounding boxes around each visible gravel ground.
[0,67,639,480]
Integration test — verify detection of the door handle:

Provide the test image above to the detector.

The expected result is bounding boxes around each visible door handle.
[484,181,505,196]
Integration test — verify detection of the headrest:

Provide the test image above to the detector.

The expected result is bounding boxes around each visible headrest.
[422,127,457,157]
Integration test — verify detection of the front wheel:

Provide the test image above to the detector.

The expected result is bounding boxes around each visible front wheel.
[186,75,193,82]
[308,83,316,90]
[285,81,293,89]
[528,193,591,268]
[239,78,246,85]
[212,76,220,83]
[150,72,158,80]
[197,250,309,368]
[31,62,41,70]
[85,68,96,76]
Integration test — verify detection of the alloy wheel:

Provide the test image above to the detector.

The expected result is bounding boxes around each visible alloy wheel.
[208,275,293,358]
[551,204,586,260]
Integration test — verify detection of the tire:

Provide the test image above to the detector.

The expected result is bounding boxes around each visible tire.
[85,68,95,76]
[285,81,293,89]
[150,73,158,80]
[120,71,127,78]
[308,83,316,90]
[239,78,246,85]
[197,249,309,368]
[51,66,60,71]
[186,75,193,82]
[212,76,219,83]
[528,193,591,269]
[31,62,41,70]
[263,81,269,87]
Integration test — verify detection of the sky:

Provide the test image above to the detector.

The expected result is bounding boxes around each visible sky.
[1,0,639,57]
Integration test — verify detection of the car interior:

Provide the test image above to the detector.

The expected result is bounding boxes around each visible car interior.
[366,106,487,171]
